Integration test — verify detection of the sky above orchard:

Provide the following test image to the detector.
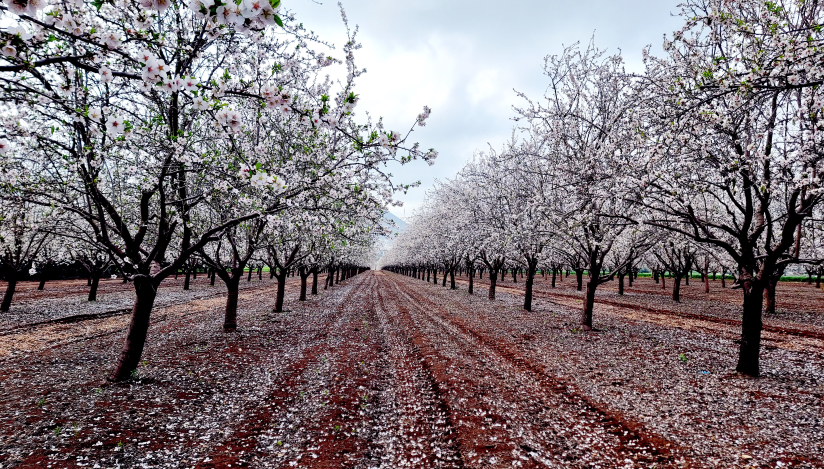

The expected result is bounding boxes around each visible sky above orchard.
[287,0,684,219]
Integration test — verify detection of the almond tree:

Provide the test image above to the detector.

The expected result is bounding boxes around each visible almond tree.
[515,40,648,329]
[639,0,824,376]
[0,0,435,380]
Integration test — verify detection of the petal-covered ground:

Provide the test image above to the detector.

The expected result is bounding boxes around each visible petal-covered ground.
[0,271,822,468]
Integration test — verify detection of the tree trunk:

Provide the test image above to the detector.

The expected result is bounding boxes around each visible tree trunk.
[38,278,46,291]
[524,263,536,311]
[721,270,726,288]
[764,278,778,315]
[1,276,18,312]
[703,260,710,293]
[442,269,447,287]
[433,269,437,284]
[512,268,517,283]
[258,266,263,280]
[653,270,659,283]
[274,273,287,312]
[575,269,583,291]
[88,273,102,302]
[335,269,340,285]
[661,272,666,289]
[299,270,309,301]
[618,273,625,296]
[816,272,821,288]
[737,278,764,376]
[488,270,497,300]
[468,266,474,294]
[449,269,456,290]
[247,268,252,282]
[312,271,319,295]
[551,268,557,288]
[110,277,158,381]
[183,272,190,290]
[672,275,682,302]
[581,280,596,330]
[807,271,813,284]
[210,270,216,286]
[628,269,633,287]
[223,279,240,332]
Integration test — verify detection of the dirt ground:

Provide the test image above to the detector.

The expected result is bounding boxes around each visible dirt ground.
[0,271,822,468]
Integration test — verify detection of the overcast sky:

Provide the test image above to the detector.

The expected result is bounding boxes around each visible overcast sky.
[286,0,684,219]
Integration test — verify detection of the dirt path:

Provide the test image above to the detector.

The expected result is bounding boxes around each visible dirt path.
[1,271,821,468]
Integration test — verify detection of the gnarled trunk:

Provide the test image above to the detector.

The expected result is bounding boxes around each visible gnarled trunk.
[110,276,158,381]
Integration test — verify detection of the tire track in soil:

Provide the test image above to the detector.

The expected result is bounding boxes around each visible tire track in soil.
[195,273,384,468]
[371,278,464,468]
[381,272,694,468]
[453,277,824,349]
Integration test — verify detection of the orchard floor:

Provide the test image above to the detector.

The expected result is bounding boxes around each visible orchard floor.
[0,271,822,469]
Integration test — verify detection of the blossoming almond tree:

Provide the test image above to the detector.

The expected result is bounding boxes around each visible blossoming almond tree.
[0,0,435,380]
[639,0,824,376]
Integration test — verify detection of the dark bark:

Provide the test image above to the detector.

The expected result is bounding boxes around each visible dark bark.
[575,269,584,291]
[223,278,241,332]
[88,273,102,302]
[247,268,252,282]
[299,268,309,301]
[617,273,625,296]
[737,279,764,376]
[551,268,557,288]
[38,278,46,291]
[183,272,190,290]
[653,270,659,283]
[449,269,456,290]
[109,276,158,381]
[1,276,18,312]
[672,275,682,302]
[312,270,319,295]
[274,272,287,312]
[210,269,216,286]
[524,263,536,311]
[442,268,447,287]
[581,280,596,330]
[488,270,498,300]
[468,266,474,294]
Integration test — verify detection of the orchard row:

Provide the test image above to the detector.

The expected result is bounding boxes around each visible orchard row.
[381,0,824,378]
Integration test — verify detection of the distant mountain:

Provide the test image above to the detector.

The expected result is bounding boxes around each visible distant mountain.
[382,212,407,236]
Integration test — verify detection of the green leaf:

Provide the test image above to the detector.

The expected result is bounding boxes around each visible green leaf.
[91,0,104,11]
[274,15,283,27]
